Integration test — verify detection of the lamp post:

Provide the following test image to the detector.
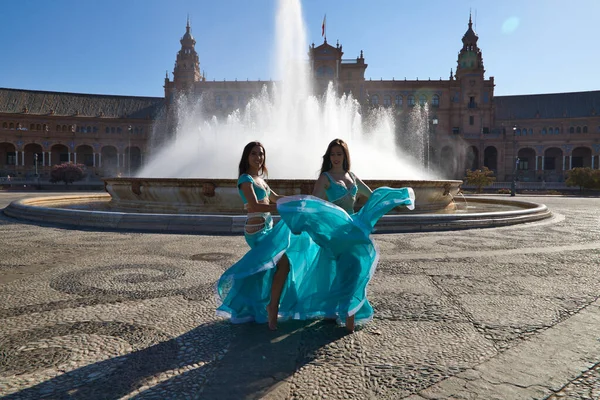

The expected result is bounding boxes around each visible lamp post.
[34,153,39,189]
[127,125,132,176]
[511,156,520,196]
[429,118,438,172]
[510,126,518,196]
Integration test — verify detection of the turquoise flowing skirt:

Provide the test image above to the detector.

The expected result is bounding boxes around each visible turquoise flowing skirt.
[216,187,415,326]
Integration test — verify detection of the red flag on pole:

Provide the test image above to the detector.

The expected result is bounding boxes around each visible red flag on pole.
[322,14,326,37]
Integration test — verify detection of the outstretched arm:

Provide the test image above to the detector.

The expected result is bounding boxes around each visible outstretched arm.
[354,174,373,200]
[312,173,329,200]
[269,188,283,203]
[240,182,278,213]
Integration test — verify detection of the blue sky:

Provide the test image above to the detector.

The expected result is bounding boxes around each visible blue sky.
[1,0,598,98]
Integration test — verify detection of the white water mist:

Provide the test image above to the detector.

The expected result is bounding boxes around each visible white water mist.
[139,0,434,180]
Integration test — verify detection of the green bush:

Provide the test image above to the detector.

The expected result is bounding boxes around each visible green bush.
[566,167,600,193]
[465,167,496,193]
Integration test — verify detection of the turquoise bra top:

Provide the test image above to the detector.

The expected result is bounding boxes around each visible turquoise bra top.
[325,172,358,208]
[238,174,270,204]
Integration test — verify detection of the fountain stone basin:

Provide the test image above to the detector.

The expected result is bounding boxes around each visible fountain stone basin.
[103,177,463,214]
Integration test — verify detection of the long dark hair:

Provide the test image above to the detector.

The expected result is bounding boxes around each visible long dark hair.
[238,141,268,177]
[320,138,351,174]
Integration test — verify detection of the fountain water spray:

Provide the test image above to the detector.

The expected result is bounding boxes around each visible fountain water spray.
[140,0,434,180]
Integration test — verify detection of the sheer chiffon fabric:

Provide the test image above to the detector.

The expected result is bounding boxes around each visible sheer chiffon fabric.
[215,186,416,326]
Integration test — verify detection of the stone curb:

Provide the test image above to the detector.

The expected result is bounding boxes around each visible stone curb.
[3,194,552,234]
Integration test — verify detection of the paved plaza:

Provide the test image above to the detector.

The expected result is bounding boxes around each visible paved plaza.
[0,192,599,399]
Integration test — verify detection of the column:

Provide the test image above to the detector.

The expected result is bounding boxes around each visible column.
[93,153,96,167]
[42,152,46,166]
[74,153,77,164]
[541,156,545,171]
[535,156,538,171]
[569,156,572,170]
[592,155,595,170]
[21,151,25,166]
[562,156,566,171]
[98,154,102,168]
[117,153,121,168]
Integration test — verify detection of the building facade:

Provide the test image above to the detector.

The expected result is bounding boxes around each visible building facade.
[1,16,598,182]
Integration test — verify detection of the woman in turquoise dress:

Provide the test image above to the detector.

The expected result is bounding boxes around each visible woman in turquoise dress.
[215,141,292,330]
[276,139,416,331]
[216,140,415,331]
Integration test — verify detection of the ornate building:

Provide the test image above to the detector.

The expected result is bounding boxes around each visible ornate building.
[1,15,598,182]
[0,89,162,180]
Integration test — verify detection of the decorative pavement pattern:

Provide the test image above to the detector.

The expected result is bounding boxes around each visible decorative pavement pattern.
[0,192,599,399]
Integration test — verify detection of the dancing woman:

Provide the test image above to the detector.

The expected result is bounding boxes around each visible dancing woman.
[277,139,416,332]
[216,141,291,330]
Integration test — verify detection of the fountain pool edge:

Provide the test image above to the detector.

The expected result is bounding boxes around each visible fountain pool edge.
[3,194,552,234]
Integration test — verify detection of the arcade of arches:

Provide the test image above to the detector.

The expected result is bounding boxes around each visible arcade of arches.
[431,144,599,182]
[0,142,143,179]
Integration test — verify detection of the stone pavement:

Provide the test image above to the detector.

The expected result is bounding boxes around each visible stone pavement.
[0,192,599,400]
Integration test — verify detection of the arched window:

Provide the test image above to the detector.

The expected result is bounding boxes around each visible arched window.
[383,95,391,107]
[117,127,122,134]
[408,95,415,106]
[569,126,574,133]
[515,129,521,135]
[111,127,116,134]
[371,94,379,106]
[576,126,581,133]
[2,122,6,129]
[30,123,35,130]
[36,124,41,130]
[548,128,554,135]
[529,129,533,135]
[62,125,67,132]
[541,128,547,135]
[555,127,560,134]
[9,123,14,129]
[395,95,403,107]
[227,95,234,107]
[105,127,110,133]
[432,94,440,107]
[583,126,588,133]
[419,94,427,106]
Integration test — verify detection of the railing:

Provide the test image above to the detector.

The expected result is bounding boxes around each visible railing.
[462,181,570,190]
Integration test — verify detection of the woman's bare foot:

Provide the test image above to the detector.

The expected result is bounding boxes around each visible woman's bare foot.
[346,315,355,333]
[267,303,278,331]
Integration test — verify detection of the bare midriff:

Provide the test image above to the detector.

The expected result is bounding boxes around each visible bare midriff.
[245,199,270,234]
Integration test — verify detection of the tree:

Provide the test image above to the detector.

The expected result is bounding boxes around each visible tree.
[464,167,496,193]
[566,167,600,193]
[50,162,85,185]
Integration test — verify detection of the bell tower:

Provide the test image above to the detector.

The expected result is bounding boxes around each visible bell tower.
[455,13,485,79]
[172,17,202,91]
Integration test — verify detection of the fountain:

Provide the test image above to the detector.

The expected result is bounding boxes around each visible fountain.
[3,0,551,233]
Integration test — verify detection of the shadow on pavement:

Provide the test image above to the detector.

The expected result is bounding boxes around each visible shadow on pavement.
[2,319,346,400]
